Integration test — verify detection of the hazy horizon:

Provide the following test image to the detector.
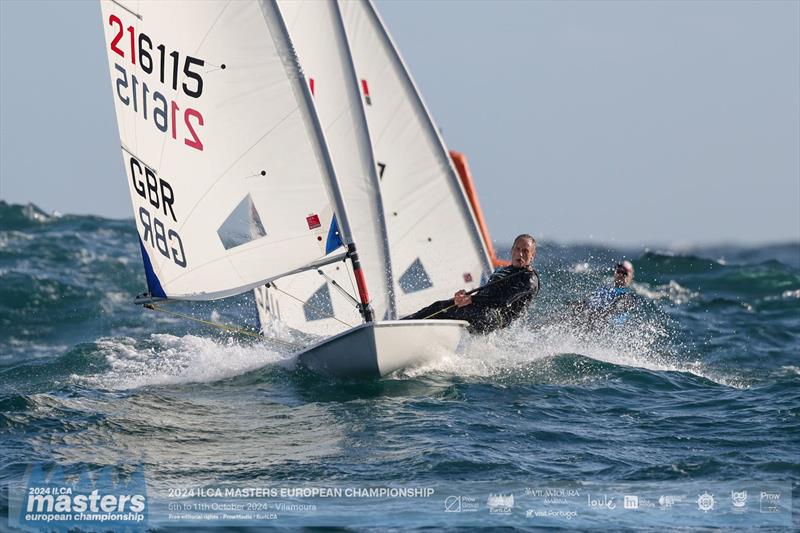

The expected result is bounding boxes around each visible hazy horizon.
[4,198,797,253]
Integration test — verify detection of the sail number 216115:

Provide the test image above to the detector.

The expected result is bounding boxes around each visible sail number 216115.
[108,14,205,152]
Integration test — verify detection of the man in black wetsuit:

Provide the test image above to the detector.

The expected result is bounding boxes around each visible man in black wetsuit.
[403,234,540,334]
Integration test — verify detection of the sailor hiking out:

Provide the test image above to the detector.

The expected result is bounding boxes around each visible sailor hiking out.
[572,260,636,326]
[403,234,540,333]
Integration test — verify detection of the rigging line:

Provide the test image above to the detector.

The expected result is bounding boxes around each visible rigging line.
[344,258,358,308]
[143,303,303,349]
[120,145,159,173]
[420,269,530,319]
[317,269,359,307]
[111,0,142,20]
[193,1,232,55]
[268,284,354,328]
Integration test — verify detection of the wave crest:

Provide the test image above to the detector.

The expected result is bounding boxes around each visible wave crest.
[74,335,295,390]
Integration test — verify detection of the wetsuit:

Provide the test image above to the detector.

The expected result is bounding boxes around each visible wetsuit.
[403,266,540,334]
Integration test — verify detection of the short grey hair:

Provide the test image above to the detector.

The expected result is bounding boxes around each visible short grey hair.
[513,234,536,247]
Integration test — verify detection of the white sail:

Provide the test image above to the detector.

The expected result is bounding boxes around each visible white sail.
[340,0,493,316]
[100,0,349,300]
[254,0,395,336]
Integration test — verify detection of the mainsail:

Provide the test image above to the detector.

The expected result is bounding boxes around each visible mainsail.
[340,0,492,316]
[100,0,354,301]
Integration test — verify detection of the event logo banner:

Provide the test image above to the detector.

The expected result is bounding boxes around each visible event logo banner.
[8,464,147,532]
[5,472,793,530]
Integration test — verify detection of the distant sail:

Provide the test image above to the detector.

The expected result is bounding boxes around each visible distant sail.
[340,0,493,316]
[100,0,345,300]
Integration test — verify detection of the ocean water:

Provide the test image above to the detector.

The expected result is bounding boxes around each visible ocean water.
[1,200,798,530]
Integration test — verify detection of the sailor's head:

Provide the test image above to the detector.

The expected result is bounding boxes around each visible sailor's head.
[511,234,536,268]
[614,260,634,287]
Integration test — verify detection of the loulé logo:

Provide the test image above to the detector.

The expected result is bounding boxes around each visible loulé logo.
[12,463,147,532]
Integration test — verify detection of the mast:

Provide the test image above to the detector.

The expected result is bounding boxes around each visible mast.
[260,0,374,322]
[331,0,396,320]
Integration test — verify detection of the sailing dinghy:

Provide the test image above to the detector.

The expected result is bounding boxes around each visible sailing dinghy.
[100,0,495,377]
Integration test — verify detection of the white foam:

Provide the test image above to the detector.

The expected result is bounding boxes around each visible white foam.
[399,319,745,388]
[405,323,658,377]
[75,334,295,390]
[4,337,68,360]
[762,288,800,302]
[635,280,698,305]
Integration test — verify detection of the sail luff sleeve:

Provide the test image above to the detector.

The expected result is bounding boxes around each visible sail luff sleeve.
[259,0,356,250]
[331,0,396,319]
[259,0,374,318]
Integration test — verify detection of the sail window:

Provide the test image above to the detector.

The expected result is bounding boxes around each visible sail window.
[399,258,433,293]
[217,194,267,250]
[304,283,334,321]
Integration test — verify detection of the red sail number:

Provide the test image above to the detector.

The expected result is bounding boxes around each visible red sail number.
[108,15,136,65]
[109,15,125,58]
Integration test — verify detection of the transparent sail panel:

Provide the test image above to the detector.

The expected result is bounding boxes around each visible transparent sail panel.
[398,258,433,294]
[217,194,267,250]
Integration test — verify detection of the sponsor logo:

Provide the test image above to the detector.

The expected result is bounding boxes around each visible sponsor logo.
[444,495,479,513]
[658,495,684,509]
[623,495,639,510]
[731,490,747,512]
[526,508,578,520]
[587,494,616,510]
[486,493,514,514]
[697,491,715,512]
[525,487,581,505]
[759,491,780,513]
[444,496,460,512]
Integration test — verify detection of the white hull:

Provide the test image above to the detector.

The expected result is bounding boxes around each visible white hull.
[297,320,469,378]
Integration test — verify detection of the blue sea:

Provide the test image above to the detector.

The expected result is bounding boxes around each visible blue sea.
[1,200,798,531]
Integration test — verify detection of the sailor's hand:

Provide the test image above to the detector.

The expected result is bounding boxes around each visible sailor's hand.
[454,290,472,307]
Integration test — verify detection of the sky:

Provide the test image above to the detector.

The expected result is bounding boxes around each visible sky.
[1,0,798,247]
